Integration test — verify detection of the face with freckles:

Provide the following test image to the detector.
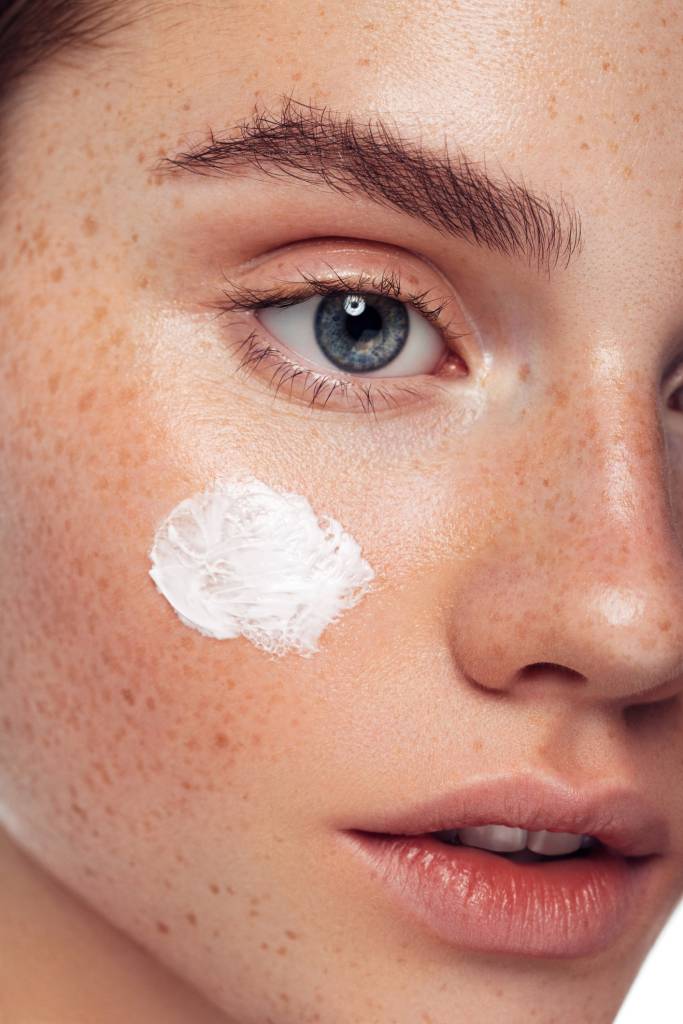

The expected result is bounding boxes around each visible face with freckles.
[1,0,683,1021]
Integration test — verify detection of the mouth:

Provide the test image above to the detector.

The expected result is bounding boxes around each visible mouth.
[338,773,668,958]
[346,771,670,859]
[424,824,602,863]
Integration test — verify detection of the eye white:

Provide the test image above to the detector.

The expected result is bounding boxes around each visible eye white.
[257,293,445,378]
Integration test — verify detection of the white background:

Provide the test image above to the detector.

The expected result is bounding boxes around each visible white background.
[614,898,682,1022]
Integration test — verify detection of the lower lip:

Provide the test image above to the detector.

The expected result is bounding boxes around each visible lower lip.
[342,831,660,958]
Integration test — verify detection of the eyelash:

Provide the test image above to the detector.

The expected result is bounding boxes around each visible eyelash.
[210,267,470,415]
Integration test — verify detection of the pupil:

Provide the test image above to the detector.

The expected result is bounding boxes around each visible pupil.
[345,302,382,342]
[314,290,409,373]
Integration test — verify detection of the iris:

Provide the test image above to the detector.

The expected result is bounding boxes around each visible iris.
[314,291,409,372]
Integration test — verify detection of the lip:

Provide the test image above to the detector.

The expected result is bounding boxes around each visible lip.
[338,773,669,958]
[348,772,670,857]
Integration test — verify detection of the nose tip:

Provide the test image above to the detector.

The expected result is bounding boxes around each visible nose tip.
[582,569,683,688]
[449,554,683,703]
[445,398,683,705]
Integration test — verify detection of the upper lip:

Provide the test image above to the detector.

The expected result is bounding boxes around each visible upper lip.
[352,773,670,858]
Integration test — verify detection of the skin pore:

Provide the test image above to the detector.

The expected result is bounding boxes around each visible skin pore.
[1,0,683,1021]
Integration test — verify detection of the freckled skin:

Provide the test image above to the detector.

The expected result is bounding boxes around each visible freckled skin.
[0,1,682,1022]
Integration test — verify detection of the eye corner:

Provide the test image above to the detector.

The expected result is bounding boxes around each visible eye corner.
[665,379,683,413]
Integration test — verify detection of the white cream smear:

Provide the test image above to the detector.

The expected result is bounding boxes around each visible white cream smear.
[148,475,375,657]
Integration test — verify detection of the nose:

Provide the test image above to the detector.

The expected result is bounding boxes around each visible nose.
[446,363,683,706]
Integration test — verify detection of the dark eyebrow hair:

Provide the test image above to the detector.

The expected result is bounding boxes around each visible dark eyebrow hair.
[160,97,582,274]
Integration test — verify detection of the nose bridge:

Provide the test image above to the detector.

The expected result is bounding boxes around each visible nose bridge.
[557,349,671,536]
[449,348,683,702]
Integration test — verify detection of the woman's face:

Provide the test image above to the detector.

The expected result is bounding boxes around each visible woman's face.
[2,0,683,1020]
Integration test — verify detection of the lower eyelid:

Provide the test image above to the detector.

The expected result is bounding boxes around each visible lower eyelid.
[224,325,456,415]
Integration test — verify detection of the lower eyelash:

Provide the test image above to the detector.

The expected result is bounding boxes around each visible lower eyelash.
[227,328,432,416]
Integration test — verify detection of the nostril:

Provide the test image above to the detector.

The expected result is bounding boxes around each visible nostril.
[520,663,585,682]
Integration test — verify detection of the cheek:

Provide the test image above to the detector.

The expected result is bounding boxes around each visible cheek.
[0,346,315,876]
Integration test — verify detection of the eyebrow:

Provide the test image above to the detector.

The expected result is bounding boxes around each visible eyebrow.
[160,97,582,274]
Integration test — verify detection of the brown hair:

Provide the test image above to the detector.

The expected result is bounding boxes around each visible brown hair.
[0,0,131,101]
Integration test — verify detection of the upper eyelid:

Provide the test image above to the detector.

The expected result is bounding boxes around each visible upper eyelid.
[210,265,467,344]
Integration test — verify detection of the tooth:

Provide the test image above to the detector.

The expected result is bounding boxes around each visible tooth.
[526,829,583,856]
[458,824,528,852]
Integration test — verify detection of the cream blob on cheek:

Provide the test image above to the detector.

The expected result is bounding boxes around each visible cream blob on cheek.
[148,475,375,657]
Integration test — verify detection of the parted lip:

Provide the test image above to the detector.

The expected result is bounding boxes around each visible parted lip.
[349,772,670,858]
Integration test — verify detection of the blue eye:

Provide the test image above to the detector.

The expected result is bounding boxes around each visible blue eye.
[257,289,444,378]
[314,292,408,372]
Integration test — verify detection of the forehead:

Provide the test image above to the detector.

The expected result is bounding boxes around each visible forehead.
[129,0,681,161]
